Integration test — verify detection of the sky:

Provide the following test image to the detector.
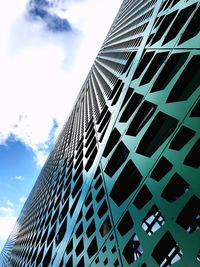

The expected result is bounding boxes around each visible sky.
[0,0,123,252]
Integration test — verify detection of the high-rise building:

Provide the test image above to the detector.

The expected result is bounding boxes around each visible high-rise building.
[1,0,200,266]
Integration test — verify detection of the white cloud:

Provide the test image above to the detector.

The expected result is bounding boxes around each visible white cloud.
[0,0,123,166]
[6,200,14,208]
[0,216,17,240]
[0,206,13,214]
[19,197,27,204]
[14,175,24,181]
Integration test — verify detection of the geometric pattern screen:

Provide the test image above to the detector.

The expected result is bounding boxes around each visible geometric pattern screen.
[0,0,199,266]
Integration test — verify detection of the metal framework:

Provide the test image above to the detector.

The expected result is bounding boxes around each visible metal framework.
[0,0,199,266]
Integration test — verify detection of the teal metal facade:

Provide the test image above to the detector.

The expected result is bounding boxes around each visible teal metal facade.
[1,0,199,266]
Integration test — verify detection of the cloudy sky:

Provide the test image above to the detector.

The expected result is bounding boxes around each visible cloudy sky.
[0,0,123,252]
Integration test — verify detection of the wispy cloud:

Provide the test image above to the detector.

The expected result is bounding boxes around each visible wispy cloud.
[0,206,13,214]
[13,175,25,181]
[6,200,14,208]
[19,197,27,204]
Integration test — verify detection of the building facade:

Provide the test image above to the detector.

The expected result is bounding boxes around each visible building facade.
[1,0,200,266]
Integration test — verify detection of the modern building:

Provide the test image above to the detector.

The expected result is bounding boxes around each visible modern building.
[1,0,199,266]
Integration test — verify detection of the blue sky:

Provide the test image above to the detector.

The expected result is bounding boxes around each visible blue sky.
[0,0,122,252]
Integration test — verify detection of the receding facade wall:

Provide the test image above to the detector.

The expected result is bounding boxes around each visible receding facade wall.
[1,0,199,266]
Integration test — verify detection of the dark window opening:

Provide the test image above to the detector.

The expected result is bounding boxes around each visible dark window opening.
[75,143,83,160]
[154,15,164,29]
[104,258,108,265]
[76,222,83,239]
[169,126,195,150]
[132,51,155,80]
[43,243,53,266]
[122,51,137,74]
[74,152,83,170]
[65,255,73,267]
[95,186,105,203]
[139,52,169,86]
[112,246,116,253]
[117,211,134,236]
[86,219,96,238]
[102,246,106,253]
[163,4,197,44]
[99,119,110,142]
[73,163,83,182]
[60,198,69,221]
[103,128,121,157]
[110,160,142,206]
[97,105,108,125]
[70,190,82,218]
[119,92,143,123]
[109,80,123,100]
[72,176,83,198]
[31,248,38,265]
[151,11,177,45]
[94,175,103,190]
[36,245,44,266]
[152,231,183,266]
[150,52,189,93]
[114,259,120,266]
[66,239,73,255]
[77,256,84,267]
[47,224,56,246]
[76,136,83,154]
[171,0,179,8]
[105,141,129,177]
[95,257,99,264]
[98,110,111,133]
[56,218,67,246]
[85,137,96,158]
[94,166,101,179]
[85,146,98,171]
[120,87,133,110]
[126,100,157,136]
[76,209,83,223]
[167,55,200,102]
[183,139,200,168]
[190,99,200,117]
[163,0,172,11]
[176,195,200,233]
[97,200,108,218]
[86,117,94,133]
[161,173,189,202]
[179,6,200,44]
[87,237,98,258]
[75,238,84,256]
[123,233,143,264]
[85,192,92,207]
[133,184,152,209]
[85,128,95,148]
[151,156,173,181]
[136,112,178,157]
[111,82,124,106]
[85,205,94,221]
[142,205,165,235]
[41,227,48,245]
